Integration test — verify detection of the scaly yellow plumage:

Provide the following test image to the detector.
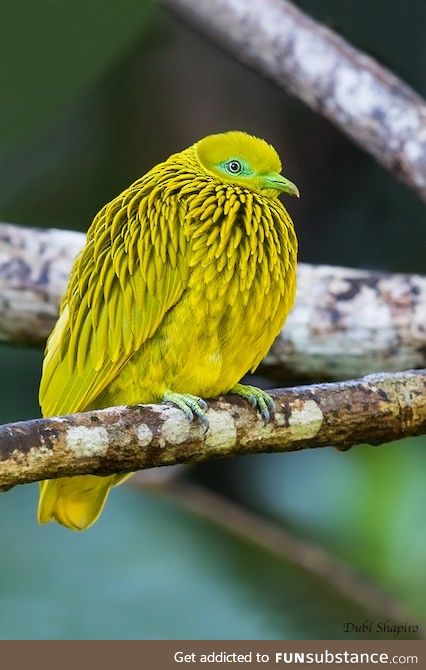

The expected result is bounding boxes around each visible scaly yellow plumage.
[38,131,298,530]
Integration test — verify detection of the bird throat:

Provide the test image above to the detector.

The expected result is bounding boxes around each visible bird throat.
[184,180,290,297]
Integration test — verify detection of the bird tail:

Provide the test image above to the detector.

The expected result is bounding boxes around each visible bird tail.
[37,473,131,531]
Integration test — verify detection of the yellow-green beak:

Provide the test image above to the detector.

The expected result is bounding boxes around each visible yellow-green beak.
[262,173,300,197]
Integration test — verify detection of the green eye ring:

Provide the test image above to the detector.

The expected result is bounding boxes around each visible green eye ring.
[216,157,253,178]
[227,159,242,174]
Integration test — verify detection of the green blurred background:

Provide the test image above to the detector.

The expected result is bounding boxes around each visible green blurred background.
[0,0,425,640]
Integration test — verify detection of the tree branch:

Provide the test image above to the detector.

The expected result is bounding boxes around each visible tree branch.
[164,0,426,201]
[132,478,423,633]
[0,370,424,490]
[1,222,425,380]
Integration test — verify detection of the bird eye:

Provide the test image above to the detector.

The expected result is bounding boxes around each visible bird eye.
[227,160,242,174]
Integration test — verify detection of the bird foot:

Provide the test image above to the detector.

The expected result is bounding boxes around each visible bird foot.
[229,383,275,424]
[162,390,209,428]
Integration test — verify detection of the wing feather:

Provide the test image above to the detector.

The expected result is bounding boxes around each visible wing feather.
[40,185,188,417]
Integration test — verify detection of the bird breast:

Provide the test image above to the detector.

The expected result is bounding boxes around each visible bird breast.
[173,184,296,392]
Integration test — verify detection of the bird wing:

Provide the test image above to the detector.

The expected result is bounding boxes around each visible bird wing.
[40,190,189,417]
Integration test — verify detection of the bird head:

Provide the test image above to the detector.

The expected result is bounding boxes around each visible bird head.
[194,131,299,198]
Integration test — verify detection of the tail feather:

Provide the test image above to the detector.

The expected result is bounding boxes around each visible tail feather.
[38,474,131,531]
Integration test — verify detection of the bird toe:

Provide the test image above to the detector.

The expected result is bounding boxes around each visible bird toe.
[229,384,275,424]
[162,391,209,428]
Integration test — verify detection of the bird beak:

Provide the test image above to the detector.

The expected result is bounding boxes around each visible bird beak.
[262,173,300,197]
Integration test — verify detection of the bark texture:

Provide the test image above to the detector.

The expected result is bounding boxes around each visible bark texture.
[1,222,425,380]
[0,223,83,345]
[164,0,426,201]
[0,370,424,490]
[271,263,426,379]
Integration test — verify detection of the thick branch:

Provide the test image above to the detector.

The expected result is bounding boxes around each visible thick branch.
[1,222,425,379]
[0,370,424,490]
[164,0,426,201]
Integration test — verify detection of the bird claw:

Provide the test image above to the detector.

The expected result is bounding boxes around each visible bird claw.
[229,384,275,425]
[197,398,208,412]
[163,391,209,428]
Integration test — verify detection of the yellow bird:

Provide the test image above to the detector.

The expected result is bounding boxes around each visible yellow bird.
[38,131,299,530]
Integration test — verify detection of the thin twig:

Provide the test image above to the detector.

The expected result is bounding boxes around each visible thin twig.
[131,476,424,636]
[0,370,424,490]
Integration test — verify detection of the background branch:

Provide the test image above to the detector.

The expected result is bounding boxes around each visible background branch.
[164,0,426,201]
[131,475,423,634]
[0,370,424,490]
[1,222,425,380]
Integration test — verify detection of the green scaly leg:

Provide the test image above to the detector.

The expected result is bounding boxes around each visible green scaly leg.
[162,390,209,428]
[229,383,275,424]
